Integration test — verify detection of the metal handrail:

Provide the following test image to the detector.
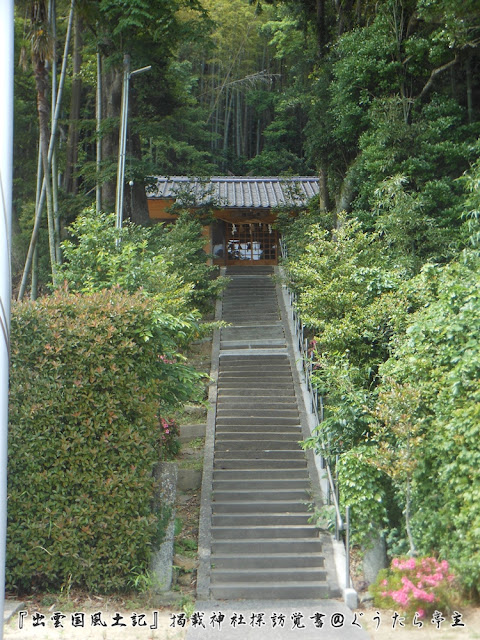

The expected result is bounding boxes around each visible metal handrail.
[279,236,351,574]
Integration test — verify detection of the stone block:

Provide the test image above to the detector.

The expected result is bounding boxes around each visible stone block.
[150,462,177,592]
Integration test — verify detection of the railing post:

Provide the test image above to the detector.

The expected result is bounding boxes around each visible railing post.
[345,506,351,589]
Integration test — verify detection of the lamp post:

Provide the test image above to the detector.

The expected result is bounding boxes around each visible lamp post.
[115,54,151,231]
[0,1,14,634]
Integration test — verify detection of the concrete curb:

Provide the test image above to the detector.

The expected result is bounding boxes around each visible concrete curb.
[196,270,224,600]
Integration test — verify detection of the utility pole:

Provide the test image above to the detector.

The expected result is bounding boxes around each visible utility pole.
[115,54,151,232]
[0,0,14,634]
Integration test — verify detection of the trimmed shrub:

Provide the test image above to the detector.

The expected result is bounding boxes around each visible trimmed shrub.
[7,288,204,593]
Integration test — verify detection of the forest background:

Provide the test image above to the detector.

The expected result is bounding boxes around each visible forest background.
[9,0,480,603]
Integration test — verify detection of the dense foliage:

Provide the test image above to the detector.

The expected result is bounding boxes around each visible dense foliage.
[281,168,480,593]
[8,289,205,593]
[11,0,480,599]
[60,208,225,315]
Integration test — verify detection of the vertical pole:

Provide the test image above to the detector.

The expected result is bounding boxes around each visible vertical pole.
[96,50,102,214]
[115,54,130,232]
[0,0,14,632]
[345,506,351,589]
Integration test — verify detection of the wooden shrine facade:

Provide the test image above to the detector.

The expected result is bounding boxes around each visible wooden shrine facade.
[147,176,319,266]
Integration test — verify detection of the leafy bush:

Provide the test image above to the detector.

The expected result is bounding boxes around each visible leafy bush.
[155,212,227,312]
[370,557,459,619]
[7,288,204,593]
[378,254,480,593]
[60,209,194,317]
[336,446,390,549]
[60,208,226,315]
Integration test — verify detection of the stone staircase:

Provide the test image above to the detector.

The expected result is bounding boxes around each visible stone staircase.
[208,267,335,600]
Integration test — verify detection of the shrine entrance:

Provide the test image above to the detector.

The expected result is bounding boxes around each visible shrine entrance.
[226,222,278,265]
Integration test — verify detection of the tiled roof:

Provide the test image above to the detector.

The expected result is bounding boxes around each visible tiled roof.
[147,176,319,208]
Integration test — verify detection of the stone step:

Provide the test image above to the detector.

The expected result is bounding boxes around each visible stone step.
[211,525,318,540]
[214,449,305,460]
[211,513,311,526]
[221,332,284,341]
[213,469,307,480]
[218,389,296,398]
[218,381,294,390]
[215,428,301,436]
[215,433,302,443]
[212,479,309,491]
[209,581,330,600]
[219,355,289,362]
[214,459,307,470]
[215,426,301,434]
[221,316,279,323]
[212,500,311,514]
[218,366,292,374]
[211,567,327,584]
[211,538,324,554]
[213,460,307,478]
[220,341,287,349]
[211,552,325,569]
[213,489,310,501]
[218,372,293,380]
[215,415,299,424]
[214,440,303,451]
[217,401,298,411]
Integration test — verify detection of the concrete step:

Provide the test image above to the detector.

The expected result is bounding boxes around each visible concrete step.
[215,449,305,460]
[214,440,303,451]
[211,567,327,584]
[217,401,298,411]
[212,479,309,491]
[211,538,324,554]
[211,552,325,569]
[215,416,300,425]
[212,500,311,514]
[209,581,330,600]
[213,469,307,480]
[215,427,301,436]
[213,489,310,501]
[218,373,293,381]
[219,355,289,362]
[218,390,296,399]
[211,513,311,526]
[214,459,307,470]
[215,433,302,443]
[215,429,301,437]
[218,381,294,390]
[211,525,318,540]
[220,341,287,349]
[218,366,292,374]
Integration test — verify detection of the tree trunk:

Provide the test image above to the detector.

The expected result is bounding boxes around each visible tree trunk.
[318,164,330,213]
[101,59,123,210]
[466,52,473,125]
[316,0,326,56]
[34,57,58,285]
[64,13,83,195]
[123,132,150,226]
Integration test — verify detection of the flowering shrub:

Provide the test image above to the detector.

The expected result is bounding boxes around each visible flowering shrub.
[160,417,181,460]
[370,556,459,618]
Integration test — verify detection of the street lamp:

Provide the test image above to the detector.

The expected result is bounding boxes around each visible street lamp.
[115,54,151,231]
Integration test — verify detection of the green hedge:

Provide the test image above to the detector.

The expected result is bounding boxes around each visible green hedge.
[7,288,203,593]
